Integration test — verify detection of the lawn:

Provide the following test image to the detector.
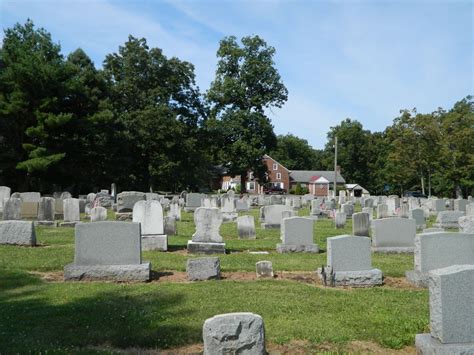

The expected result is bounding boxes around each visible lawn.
[0,206,430,353]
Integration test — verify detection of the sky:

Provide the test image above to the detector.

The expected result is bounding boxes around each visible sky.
[1,0,473,149]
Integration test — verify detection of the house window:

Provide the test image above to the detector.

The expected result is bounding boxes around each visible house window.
[276,172,281,180]
[247,182,255,190]
[272,163,278,170]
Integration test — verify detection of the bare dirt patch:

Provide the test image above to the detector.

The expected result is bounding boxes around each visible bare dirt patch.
[383,277,423,290]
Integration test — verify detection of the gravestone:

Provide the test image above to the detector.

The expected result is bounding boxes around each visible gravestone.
[281,210,297,220]
[454,199,468,212]
[432,199,446,215]
[362,207,373,221]
[54,198,64,219]
[0,186,11,213]
[133,200,167,251]
[61,198,80,227]
[364,198,374,208]
[433,211,465,228]
[186,257,221,281]
[352,212,370,237]
[203,313,265,355]
[415,265,474,353]
[237,215,256,239]
[458,215,474,234]
[317,235,382,286]
[340,203,354,218]
[335,211,346,229]
[3,198,21,220]
[164,216,177,235]
[187,207,225,254]
[376,204,388,219]
[20,201,39,219]
[386,196,399,215]
[310,199,323,217]
[466,203,474,216]
[406,232,474,287]
[398,204,409,218]
[371,217,416,253]
[259,205,293,229]
[64,221,150,281]
[60,191,72,200]
[277,217,318,253]
[90,206,107,222]
[409,208,426,229]
[184,193,205,212]
[19,192,41,203]
[168,202,181,221]
[145,192,160,201]
[37,197,55,226]
[236,199,249,212]
[256,261,273,278]
[221,197,238,222]
[0,221,36,246]
[116,192,146,220]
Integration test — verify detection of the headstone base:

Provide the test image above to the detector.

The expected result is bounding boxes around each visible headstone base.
[64,262,151,282]
[187,241,226,254]
[142,235,167,251]
[405,270,429,287]
[187,257,221,281]
[35,221,57,227]
[59,222,77,227]
[433,222,459,229]
[415,334,474,355]
[222,212,238,222]
[276,243,319,253]
[317,268,383,287]
[371,246,414,253]
[115,212,133,221]
[260,223,280,229]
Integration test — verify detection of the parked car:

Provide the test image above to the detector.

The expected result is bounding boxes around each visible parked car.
[263,184,285,194]
[404,191,427,198]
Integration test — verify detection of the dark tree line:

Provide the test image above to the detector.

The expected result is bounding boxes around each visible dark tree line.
[1,21,472,197]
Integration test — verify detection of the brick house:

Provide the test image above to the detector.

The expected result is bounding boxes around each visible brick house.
[221,155,345,195]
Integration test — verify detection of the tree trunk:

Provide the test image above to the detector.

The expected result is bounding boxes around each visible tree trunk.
[421,173,425,195]
[241,172,247,194]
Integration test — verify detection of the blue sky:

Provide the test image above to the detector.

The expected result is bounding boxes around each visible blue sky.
[1,0,472,148]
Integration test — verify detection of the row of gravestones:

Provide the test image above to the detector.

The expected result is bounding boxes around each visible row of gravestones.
[200,264,474,354]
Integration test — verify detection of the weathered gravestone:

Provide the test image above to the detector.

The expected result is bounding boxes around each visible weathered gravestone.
[3,198,21,220]
[20,200,39,219]
[61,198,80,227]
[187,257,221,281]
[458,215,474,234]
[431,199,446,215]
[340,203,354,218]
[60,191,72,200]
[19,192,41,203]
[281,210,297,219]
[221,197,238,222]
[362,207,373,221]
[184,193,205,212]
[187,207,225,254]
[54,198,64,219]
[376,204,388,219]
[277,217,318,253]
[466,203,474,216]
[145,192,160,201]
[90,206,107,222]
[259,205,293,229]
[335,211,346,229]
[371,217,416,253]
[398,204,409,218]
[415,265,474,353]
[406,232,474,287]
[386,196,399,216]
[37,197,55,226]
[64,221,150,281]
[256,260,273,278]
[433,211,465,228]
[352,212,370,237]
[203,313,266,355]
[0,221,36,246]
[0,186,11,213]
[164,216,177,235]
[236,199,249,212]
[236,215,256,239]
[133,200,167,251]
[317,235,382,286]
[116,191,146,220]
[409,208,426,229]
[454,199,468,212]
[168,202,181,221]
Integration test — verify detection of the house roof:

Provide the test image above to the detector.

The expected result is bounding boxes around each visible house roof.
[290,170,346,184]
[310,175,329,183]
[345,184,369,193]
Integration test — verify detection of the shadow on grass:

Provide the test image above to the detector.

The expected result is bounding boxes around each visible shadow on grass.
[0,270,201,353]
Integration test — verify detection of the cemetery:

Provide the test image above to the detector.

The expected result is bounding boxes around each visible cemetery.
[1,187,473,353]
[1,2,472,353]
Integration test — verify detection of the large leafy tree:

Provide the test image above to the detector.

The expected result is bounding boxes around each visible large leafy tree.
[104,36,209,192]
[269,134,325,170]
[207,35,288,191]
[0,20,67,190]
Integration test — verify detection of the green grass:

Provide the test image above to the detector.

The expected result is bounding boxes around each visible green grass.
[0,205,429,352]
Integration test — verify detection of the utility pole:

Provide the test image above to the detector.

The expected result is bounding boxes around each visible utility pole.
[334,136,338,199]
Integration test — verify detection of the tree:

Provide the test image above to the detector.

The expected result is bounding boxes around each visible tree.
[104,36,209,192]
[207,35,288,192]
[269,134,324,170]
[0,20,66,190]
